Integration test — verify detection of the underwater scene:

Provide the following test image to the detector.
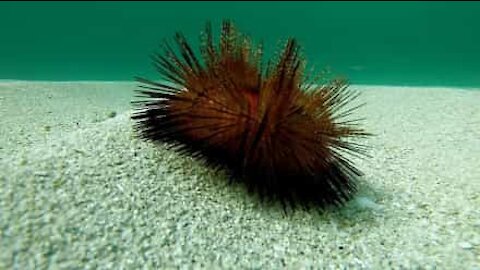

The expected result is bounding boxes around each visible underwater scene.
[1,1,479,269]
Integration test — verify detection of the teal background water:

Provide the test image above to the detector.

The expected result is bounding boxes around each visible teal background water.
[1,1,479,87]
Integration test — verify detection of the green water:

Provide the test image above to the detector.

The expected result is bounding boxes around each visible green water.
[1,1,479,87]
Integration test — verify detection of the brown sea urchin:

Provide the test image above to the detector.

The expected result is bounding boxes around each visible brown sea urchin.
[132,20,370,209]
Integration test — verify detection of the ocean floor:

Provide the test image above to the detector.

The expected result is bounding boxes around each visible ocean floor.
[1,81,479,269]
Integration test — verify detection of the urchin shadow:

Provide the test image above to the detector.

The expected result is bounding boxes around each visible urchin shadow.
[146,143,382,221]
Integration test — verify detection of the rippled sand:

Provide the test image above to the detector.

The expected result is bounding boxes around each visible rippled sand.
[1,81,479,269]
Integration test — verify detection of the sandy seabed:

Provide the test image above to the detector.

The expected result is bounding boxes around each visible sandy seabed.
[1,81,479,269]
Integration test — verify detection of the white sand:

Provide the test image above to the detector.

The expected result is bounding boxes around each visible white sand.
[1,81,479,269]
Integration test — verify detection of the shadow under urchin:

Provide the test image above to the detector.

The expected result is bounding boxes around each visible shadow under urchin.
[131,20,371,211]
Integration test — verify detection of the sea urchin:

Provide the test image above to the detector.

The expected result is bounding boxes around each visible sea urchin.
[132,20,370,209]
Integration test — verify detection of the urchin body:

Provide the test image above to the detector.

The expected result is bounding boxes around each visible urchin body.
[132,21,369,209]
